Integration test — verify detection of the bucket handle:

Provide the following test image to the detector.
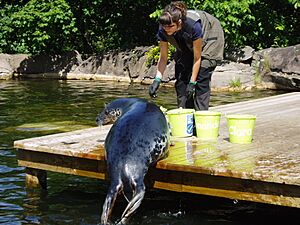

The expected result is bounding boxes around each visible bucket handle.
[224,113,257,118]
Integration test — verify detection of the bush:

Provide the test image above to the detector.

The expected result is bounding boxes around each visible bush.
[0,0,298,55]
[191,0,299,50]
[0,0,77,54]
[146,44,175,67]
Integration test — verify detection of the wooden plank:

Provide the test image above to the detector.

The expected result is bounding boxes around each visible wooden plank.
[213,92,300,186]
[18,150,300,208]
[19,161,106,180]
[148,169,300,208]
[157,135,300,186]
[17,149,108,179]
[14,126,110,160]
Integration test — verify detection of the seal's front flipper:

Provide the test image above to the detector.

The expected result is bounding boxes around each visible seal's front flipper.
[100,183,122,225]
[117,183,146,225]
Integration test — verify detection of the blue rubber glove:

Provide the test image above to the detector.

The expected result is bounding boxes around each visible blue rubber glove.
[149,77,161,98]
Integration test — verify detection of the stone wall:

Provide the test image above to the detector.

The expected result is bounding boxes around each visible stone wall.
[1,44,299,91]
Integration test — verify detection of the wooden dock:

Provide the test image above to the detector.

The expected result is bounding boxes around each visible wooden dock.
[14,92,300,208]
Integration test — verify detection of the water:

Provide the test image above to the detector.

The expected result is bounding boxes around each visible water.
[1,79,299,225]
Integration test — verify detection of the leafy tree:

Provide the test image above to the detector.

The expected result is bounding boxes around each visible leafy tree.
[0,0,77,54]
[151,0,299,50]
[0,4,18,53]
[0,0,299,54]
[67,0,169,53]
[189,0,299,49]
[247,0,300,48]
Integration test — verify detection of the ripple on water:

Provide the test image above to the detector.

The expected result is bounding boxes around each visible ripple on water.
[0,183,22,194]
[0,165,24,174]
[0,201,23,211]
[0,216,22,225]
[0,149,15,157]
[0,177,23,183]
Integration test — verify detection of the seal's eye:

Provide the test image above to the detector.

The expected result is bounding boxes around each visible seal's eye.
[109,110,117,117]
[115,109,121,117]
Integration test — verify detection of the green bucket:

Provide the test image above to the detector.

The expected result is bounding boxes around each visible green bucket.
[166,108,195,137]
[194,111,221,140]
[226,114,256,144]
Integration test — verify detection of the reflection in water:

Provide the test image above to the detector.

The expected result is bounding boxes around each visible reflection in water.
[225,146,256,173]
[0,79,297,225]
[192,141,223,168]
[167,141,194,165]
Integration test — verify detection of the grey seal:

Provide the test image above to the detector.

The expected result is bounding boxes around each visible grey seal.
[96,98,170,225]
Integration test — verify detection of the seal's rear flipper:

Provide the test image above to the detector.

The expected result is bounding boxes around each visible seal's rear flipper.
[101,183,122,225]
[117,182,146,225]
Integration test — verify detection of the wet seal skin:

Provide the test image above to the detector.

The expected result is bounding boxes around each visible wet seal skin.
[96,98,170,225]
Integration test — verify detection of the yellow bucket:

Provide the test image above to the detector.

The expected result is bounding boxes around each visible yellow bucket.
[226,114,256,144]
[166,108,195,137]
[194,111,221,140]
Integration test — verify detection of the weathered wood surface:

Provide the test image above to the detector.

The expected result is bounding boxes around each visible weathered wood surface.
[14,92,300,207]
[159,92,300,185]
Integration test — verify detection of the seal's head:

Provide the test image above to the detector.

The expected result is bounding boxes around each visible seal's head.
[96,105,121,126]
[96,98,147,126]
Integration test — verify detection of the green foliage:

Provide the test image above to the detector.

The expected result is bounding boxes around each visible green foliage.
[149,0,299,51]
[149,9,163,19]
[254,70,262,85]
[0,0,77,54]
[0,0,298,55]
[254,56,271,85]
[189,0,299,49]
[229,77,242,88]
[197,0,259,49]
[67,0,167,53]
[146,44,175,67]
[288,0,300,8]
[146,45,161,67]
[0,5,17,53]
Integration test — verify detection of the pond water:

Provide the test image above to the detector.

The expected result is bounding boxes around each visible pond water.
[1,79,299,225]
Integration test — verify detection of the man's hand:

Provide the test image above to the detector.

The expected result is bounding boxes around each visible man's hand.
[186,81,197,99]
[149,77,161,98]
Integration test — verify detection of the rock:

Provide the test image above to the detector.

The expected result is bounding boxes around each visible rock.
[225,46,255,63]
[253,44,300,90]
[1,45,299,90]
[262,72,300,90]
[0,54,28,79]
[211,61,255,88]
[16,51,82,75]
[253,44,300,74]
[0,54,13,80]
[9,54,29,71]
[141,61,175,83]
[72,47,152,81]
